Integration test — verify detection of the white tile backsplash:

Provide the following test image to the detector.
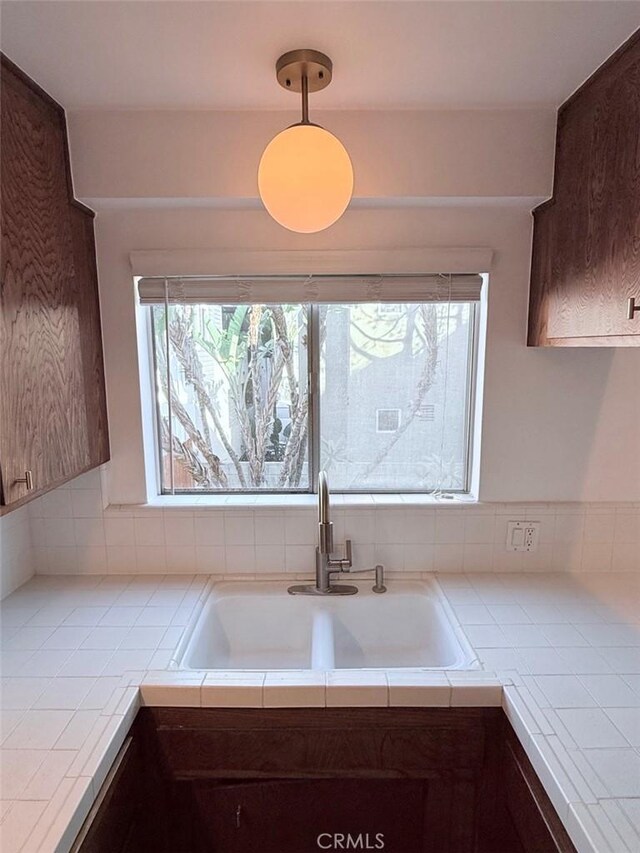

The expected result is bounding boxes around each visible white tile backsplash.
[255,544,286,573]
[224,513,254,545]
[0,467,637,590]
[194,514,225,545]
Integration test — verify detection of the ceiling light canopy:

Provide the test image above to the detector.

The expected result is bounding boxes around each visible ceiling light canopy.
[258,49,353,233]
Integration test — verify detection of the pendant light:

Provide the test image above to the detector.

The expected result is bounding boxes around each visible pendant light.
[258,49,353,233]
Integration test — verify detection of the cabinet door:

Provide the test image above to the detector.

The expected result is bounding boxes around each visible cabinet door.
[545,52,640,341]
[72,738,142,853]
[501,727,577,853]
[528,30,640,346]
[0,57,109,508]
[192,778,459,853]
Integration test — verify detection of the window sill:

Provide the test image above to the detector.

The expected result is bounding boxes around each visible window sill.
[134,493,479,511]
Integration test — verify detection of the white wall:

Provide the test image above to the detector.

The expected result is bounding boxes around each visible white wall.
[3,105,638,597]
[0,507,34,599]
[69,109,556,202]
[63,107,639,505]
[90,205,640,505]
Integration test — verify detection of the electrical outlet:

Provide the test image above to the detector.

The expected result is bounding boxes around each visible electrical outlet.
[506,521,540,552]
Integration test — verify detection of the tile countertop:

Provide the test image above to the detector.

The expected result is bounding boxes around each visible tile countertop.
[1,572,639,853]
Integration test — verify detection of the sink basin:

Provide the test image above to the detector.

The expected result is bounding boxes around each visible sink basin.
[177,579,476,671]
[330,592,467,668]
[182,588,314,669]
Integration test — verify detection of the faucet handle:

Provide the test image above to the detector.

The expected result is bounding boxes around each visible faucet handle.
[325,538,353,572]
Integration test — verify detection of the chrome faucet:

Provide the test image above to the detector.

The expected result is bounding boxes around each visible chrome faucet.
[288,471,386,596]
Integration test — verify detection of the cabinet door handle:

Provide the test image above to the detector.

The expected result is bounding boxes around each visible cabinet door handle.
[628,297,640,320]
[15,470,34,490]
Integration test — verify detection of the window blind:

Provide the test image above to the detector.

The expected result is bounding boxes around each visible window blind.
[137,273,482,306]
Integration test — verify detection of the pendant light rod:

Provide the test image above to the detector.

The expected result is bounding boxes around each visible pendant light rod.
[275,50,332,126]
[301,73,310,124]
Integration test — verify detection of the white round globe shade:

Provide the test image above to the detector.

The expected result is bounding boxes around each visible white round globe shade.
[258,124,353,233]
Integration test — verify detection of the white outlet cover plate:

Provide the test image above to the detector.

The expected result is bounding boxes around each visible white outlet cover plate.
[506,520,540,552]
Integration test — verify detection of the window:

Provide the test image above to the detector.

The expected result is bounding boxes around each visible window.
[318,302,475,491]
[143,275,480,494]
[151,303,309,492]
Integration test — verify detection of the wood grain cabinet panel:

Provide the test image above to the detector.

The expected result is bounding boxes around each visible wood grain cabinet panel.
[528,29,640,346]
[501,723,576,853]
[74,708,575,853]
[0,55,109,511]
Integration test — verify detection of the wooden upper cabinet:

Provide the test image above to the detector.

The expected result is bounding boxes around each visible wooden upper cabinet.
[0,55,109,511]
[528,29,640,346]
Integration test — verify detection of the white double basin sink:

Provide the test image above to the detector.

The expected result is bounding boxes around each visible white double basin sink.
[176,579,477,671]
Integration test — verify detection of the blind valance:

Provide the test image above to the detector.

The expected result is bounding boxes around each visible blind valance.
[137,273,482,305]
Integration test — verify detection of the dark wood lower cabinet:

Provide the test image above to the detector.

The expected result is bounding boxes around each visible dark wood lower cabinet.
[500,727,576,853]
[195,779,431,852]
[73,708,576,853]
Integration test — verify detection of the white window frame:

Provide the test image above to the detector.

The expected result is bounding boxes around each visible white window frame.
[146,298,481,496]
[131,248,490,505]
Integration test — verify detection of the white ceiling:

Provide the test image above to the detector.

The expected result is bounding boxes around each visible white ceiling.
[1,1,639,111]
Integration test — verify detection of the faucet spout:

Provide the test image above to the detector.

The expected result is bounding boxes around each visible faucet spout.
[318,470,330,525]
[288,469,358,596]
[317,470,334,555]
